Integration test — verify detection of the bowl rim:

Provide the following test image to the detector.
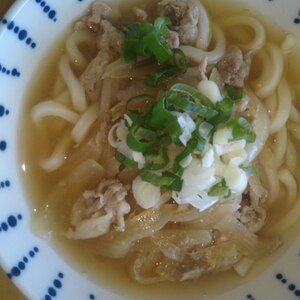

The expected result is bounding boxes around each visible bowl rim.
[0,0,300,299]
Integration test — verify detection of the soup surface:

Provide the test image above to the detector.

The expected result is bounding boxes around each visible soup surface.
[20,0,300,298]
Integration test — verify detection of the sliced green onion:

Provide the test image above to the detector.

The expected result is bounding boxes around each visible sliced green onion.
[121,24,140,63]
[122,38,138,63]
[170,83,203,98]
[144,146,169,170]
[226,84,245,101]
[154,16,171,36]
[147,98,173,129]
[166,93,217,119]
[144,48,187,87]
[135,22,153,57]
[228,117,256,143]
[125,111,142,126]
[139,21,153,36]
[173,136,205,173]
[136,41,150,57]
[146,98,183,143]
[148,134,172,156]
[154,134,173,148]
[140,170,172,186]
[115,151,138,169]
[172,48,188,73]
[170,83,215,108]
[209,97,234,125]
[168,84,218,120]
[143,30,172,64]
[140,170,183,191]
[165,116,182,143]
[208,179,231,197]
[194,134,206,153]
[122,18,189,87]
[241,166,257,177]
[127,125,157,152]
[162,171,183,191]
[145,65,182,87]
[121,19,173,64]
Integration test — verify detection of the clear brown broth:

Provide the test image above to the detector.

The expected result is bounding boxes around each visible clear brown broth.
[20,0,300,299]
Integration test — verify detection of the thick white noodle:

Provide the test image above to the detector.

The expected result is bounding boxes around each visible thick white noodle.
[221,16,266,52]
[259,146,276,168]
[265,93,277,120]
[59,55,87,113]
[71,102,99,144]
[273,125,287,168]
[260,164,280,205]
[252,44,284,99]
[40,132,73,172]
[66,30,95,71]
[270,79,292,134]
[31,100,79,124]
[251,50,271,94]
[278,169,297,205]
[271,171,299,234]
[286,138,298,175]
[180,23,226,64]
[193,0,211,50]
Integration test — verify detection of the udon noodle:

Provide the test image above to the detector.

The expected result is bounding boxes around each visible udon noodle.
[22,0,300,287]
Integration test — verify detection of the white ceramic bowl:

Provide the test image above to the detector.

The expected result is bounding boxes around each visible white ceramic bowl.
[0,0,300,299]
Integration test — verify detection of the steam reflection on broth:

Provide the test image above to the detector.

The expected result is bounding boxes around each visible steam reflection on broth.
[21,0,300,298]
